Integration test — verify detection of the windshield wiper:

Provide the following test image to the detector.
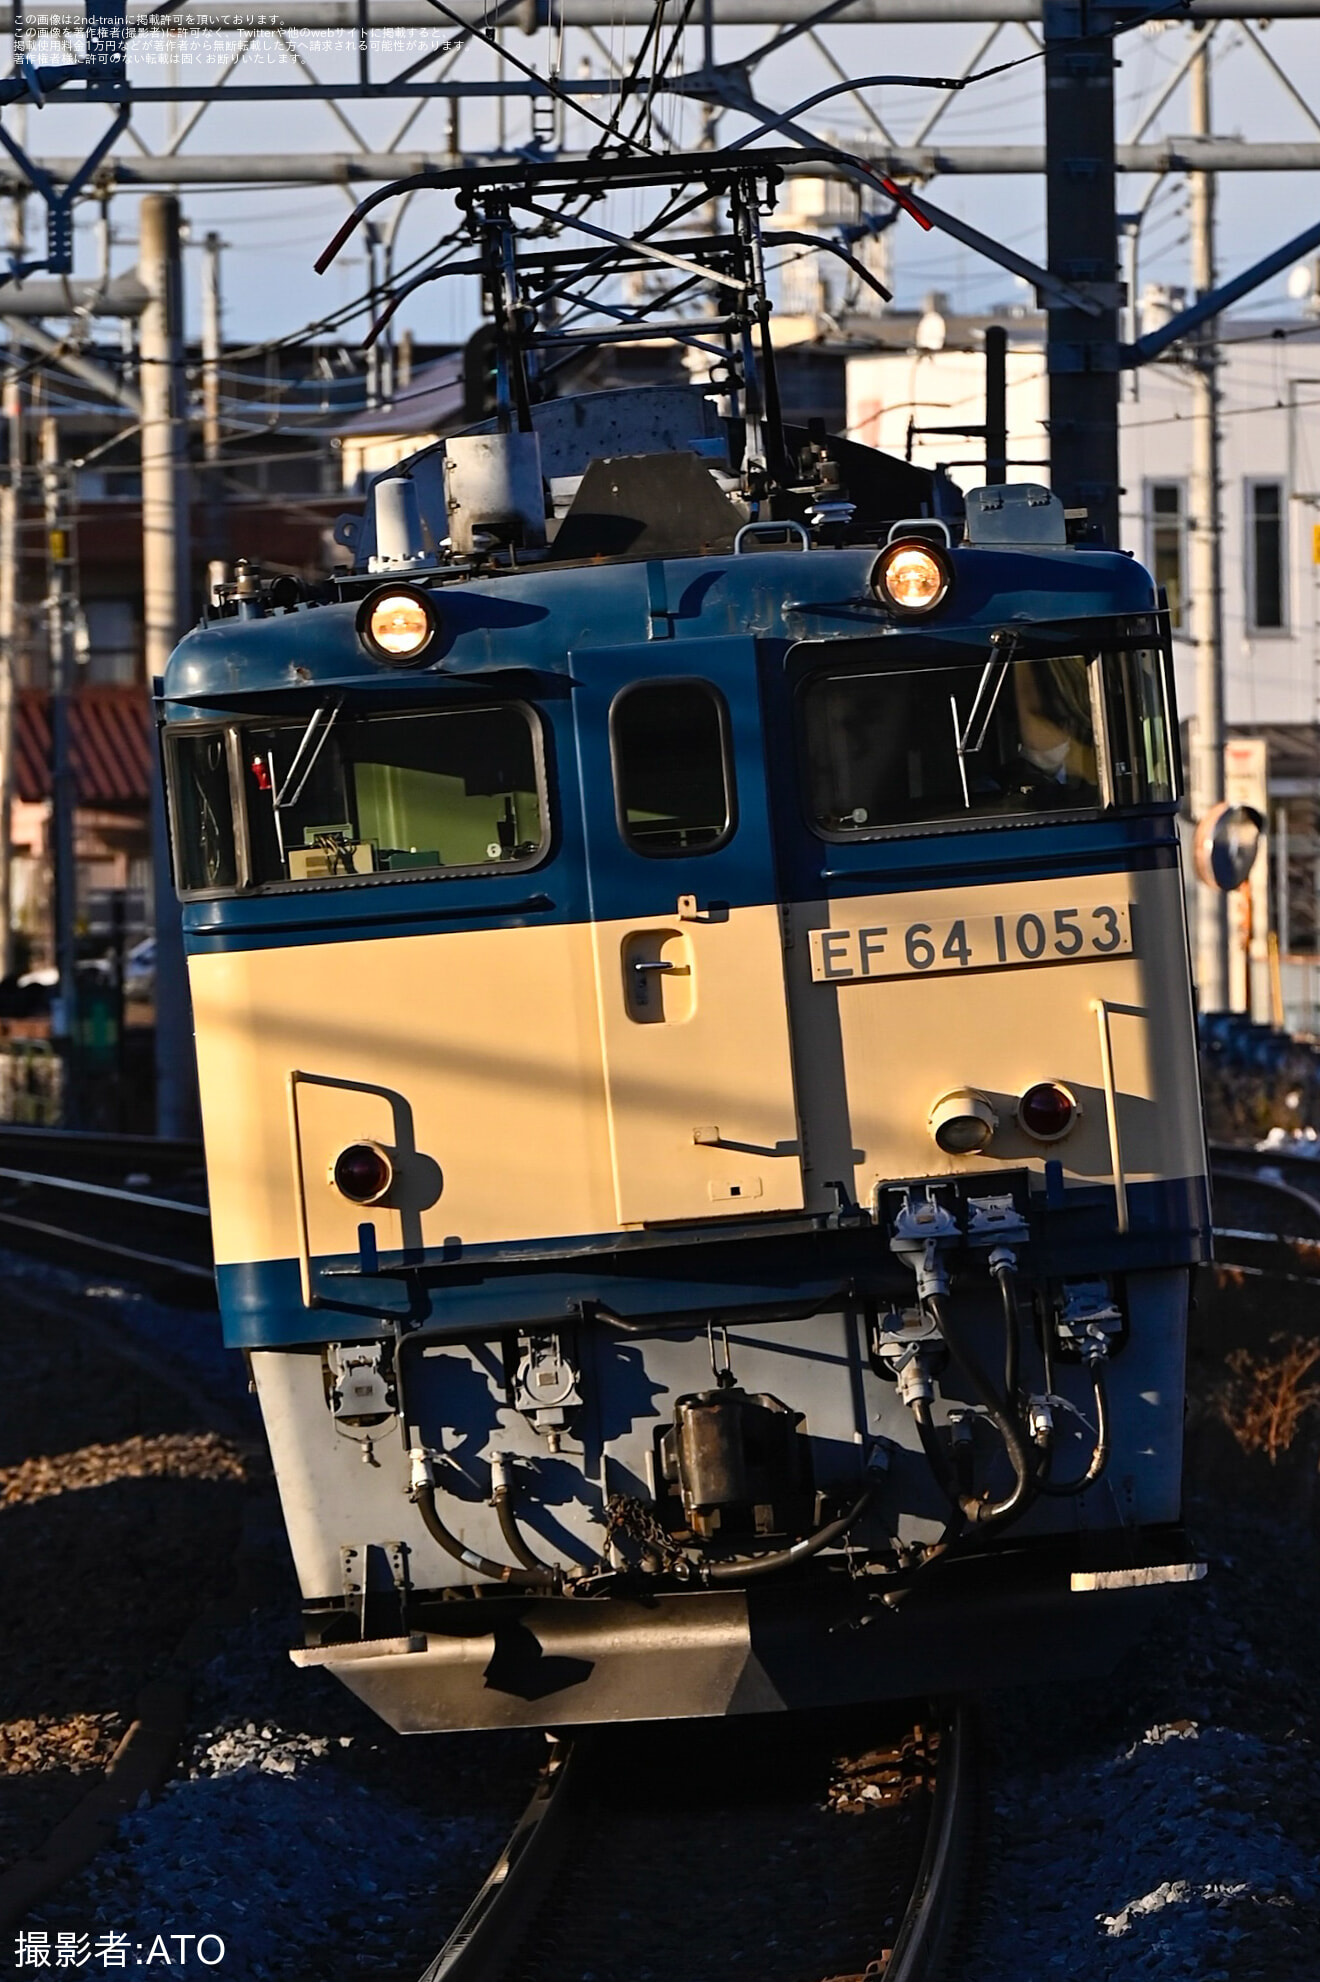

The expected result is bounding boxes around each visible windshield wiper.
[950,628,1020,808]
[273,696,345,812]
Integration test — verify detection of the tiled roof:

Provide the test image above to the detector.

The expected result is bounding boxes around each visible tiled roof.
[16,684,152,808]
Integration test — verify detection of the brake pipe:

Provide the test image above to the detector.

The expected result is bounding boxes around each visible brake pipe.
[409,1449,555,1589]
[490,1451,558,1574]
[1033,1357,1112,1498]
[702,1483,873,1584]
[991,1248,1022,1405]
[925,1294,1036,1530]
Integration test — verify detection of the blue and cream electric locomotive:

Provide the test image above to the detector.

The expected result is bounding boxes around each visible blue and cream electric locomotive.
[161,153,1208,1733]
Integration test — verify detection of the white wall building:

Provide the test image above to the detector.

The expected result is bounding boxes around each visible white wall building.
[845,302,1320,733]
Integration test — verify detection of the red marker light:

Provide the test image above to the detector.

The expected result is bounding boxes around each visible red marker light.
[1017,1082,1079,1142]
[250,757,271,792]
[332,1141,394,1205]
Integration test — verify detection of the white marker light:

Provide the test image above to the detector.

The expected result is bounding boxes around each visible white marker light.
[929,1088,998,1155]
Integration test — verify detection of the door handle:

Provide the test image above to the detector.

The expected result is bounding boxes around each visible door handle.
[633,959,675,974]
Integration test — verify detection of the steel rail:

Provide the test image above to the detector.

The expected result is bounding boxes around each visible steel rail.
[416,1737,583,1982]
[0,1125,204,1175]
[0,1135,214,1286]
[1205,1141,1316,1197]
[1207,1147,1320,1284]
[1211,1166,1320,1227]
[0,1209,215,1281]
[885,1705,980,1982]
[0,1164,210,1218]
[411,1707,976,1982]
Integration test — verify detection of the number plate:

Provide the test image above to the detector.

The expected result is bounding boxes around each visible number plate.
[809,902,1132,983]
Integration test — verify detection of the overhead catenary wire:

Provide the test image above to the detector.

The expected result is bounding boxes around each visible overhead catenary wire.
[419,0,663,153]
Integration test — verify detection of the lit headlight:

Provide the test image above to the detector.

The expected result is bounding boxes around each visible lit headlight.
[359,585,436,663]
[873,542,951,615]
[929,1088,998,1155]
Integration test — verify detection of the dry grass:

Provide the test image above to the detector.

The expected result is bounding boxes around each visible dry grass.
[1217,1335,1320,1465]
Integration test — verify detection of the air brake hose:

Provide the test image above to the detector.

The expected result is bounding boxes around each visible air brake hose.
[1033,1358,1111,1497]
[410,1453,555,1589]
[994,1257,1021,1404]
[702,1483,873,1584]
[926,1294,1036,1530]
[910,1396,963,1515]
[493,1480,557,1574]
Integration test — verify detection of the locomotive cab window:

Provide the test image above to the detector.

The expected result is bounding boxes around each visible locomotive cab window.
[801,645,1173,836]
[611,680,734,855]
[171,732,239,892]
[169,703,546,893]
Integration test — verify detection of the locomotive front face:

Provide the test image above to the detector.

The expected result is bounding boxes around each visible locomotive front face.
[165,518,1208,1734]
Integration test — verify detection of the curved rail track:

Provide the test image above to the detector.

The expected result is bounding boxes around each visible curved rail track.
[1209,1139,1320,1288]
[419,1705,979,1982]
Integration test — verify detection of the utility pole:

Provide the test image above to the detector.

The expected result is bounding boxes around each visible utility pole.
[0,357,20,983]
[200,228,228,595]
[364,221,382,410]
[201,229,222,468]
[42,413,78,1119]
[140,193,197,1138]
[984,323,1007,482]
[1188,26,1229,1012]
[1043,0,1121,546]
[0,127,25,983]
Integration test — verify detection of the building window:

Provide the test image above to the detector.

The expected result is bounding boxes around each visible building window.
[81,599,139,684]
[1247,480,1287,632]
[1146,482,1186,630]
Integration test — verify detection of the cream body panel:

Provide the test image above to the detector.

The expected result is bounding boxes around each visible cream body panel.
[191,920,617,1268]
[590,902,803,1225]
[785,864,1204,1203]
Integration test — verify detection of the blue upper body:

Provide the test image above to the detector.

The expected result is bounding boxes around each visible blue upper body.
[163,540,1172,960]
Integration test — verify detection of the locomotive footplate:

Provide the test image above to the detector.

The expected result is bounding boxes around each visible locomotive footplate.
[292,1531,1203,1735]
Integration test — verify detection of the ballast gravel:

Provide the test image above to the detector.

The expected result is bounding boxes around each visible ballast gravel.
[970,1476,1320,1982]
[40,1604,540,1981]
[0,1432,246,1507]
[974,1714,1318,1979]
[0,1260,254,1876]
[74,1719,500,1982]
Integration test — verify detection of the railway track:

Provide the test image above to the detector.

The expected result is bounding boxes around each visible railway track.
[1208,1139,1320,1287]
[0,1128,212,1292]
[419,1706,979,1982]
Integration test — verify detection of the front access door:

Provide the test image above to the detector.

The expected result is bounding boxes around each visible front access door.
[572,637,804,1227]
